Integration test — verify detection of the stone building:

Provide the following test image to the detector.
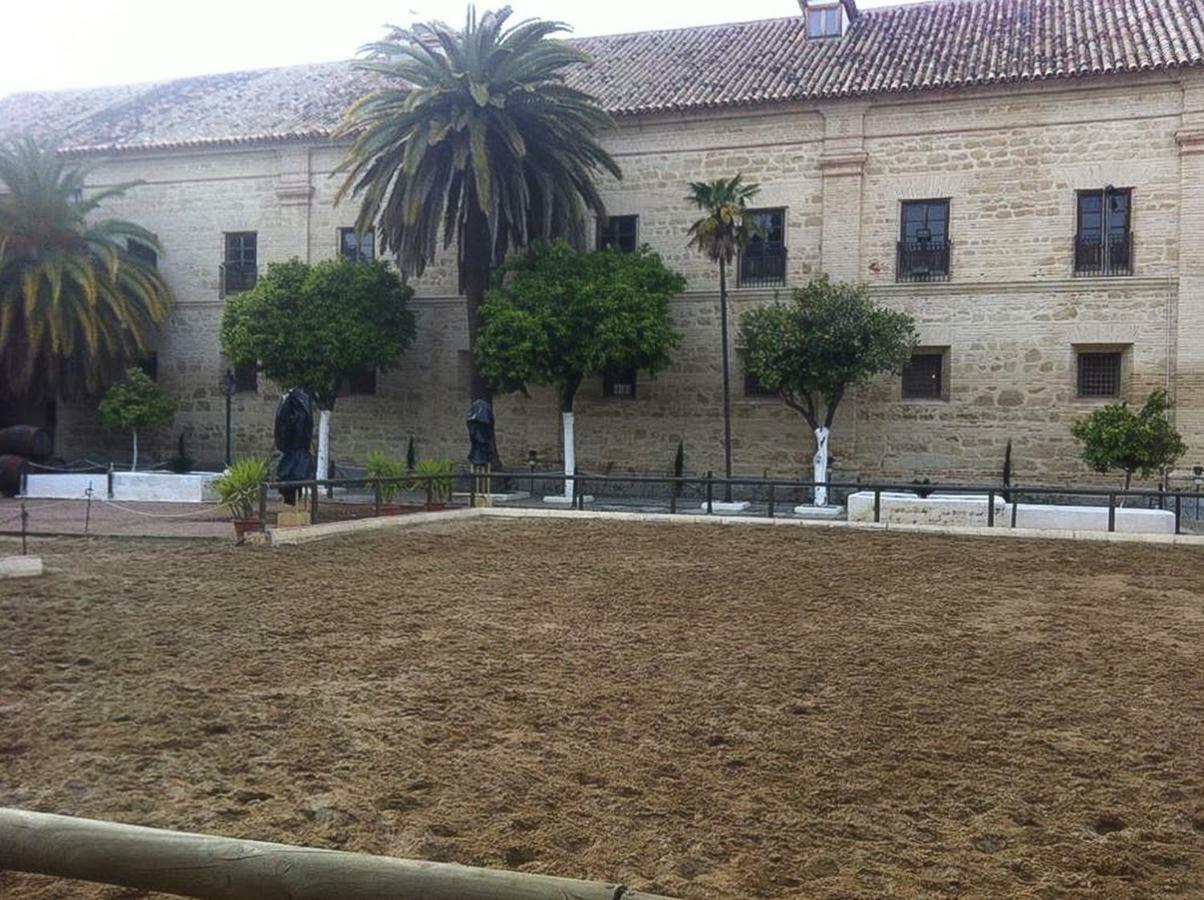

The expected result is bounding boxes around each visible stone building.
[2,0,1204,485]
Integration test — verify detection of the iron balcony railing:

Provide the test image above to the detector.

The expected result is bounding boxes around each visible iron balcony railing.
[219,262,258,297]
[738,245,787,287]
[896,239,952,282]
[1074,233,1132,277]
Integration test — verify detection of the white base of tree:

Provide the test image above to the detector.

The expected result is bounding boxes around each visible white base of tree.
[315,409,331,486]
[560,410,575,501]
[543,494,595,505]
[700,500,751,512]
[130,429,139,472]
[793,504,842,519]
[812,425,830,507]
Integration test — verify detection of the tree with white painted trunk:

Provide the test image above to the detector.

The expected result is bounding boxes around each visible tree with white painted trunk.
[475,241,684,502]
[739,276,917,507]
[219,258,415,483]
[97,367,177,471]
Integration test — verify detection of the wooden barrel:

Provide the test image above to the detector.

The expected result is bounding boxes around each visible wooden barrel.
[0,426,52,460]
[0,455,28,496]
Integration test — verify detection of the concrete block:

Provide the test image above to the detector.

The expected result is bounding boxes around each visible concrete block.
[1006,504,1176,534]
[0,556,43,579]
[847,491,1007,527]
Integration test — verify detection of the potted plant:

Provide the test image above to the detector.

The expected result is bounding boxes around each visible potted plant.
[212,457,269,543]
[366,450,407,514]
[412,458,455,510]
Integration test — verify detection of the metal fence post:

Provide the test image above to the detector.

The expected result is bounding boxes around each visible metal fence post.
[987,489,995,527]
[257,482,267,531]
[1107,493,1116,532]
[706,471,713,515]
[373,481,382,517]
[767,482,776,519]
[669,477,677,515]
[1011,496,1018,528]
[873,488,881,524]
[425,477,433,512]
[1174,493,1182,535]
[572,468,581,510]
[311,481,320,524]
[469,472,477,510]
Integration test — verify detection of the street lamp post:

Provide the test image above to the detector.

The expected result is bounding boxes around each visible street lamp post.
[220,368,237,467]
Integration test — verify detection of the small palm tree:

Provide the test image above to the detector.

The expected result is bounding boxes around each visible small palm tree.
[0,138,172,400]
[686,175,761,500]
[335,5,622,402]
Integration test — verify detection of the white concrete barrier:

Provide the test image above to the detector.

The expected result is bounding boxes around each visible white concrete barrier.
[24,471,221,503]
[847,491,1006,527]
[23,473,106,499]
[1006,503,1176,534]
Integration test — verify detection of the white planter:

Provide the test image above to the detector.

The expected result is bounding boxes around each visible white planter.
[24,471,221,503]
[23,473,106,500]
[847,491,1006,527]
[1006,504,1176,534]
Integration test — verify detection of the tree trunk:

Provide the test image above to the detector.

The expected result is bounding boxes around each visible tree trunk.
[131,429,139,472]
[315,410,331,490]
[718,255,734,502]
[462,204,494,405]
[813,426,830,507]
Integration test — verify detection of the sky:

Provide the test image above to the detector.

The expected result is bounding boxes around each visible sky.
[0,0,922,98]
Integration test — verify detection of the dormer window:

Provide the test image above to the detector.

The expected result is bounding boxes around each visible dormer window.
[806,2,845,38]
[801,0,853,38]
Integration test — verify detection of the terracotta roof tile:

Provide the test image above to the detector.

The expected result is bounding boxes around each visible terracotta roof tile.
[1,0,1202,152]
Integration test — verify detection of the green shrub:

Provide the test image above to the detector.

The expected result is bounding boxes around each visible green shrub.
[366,450,407,503]
[412,458,455,502]
[212,458,269,520]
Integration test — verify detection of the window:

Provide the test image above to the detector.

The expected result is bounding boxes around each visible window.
[222,232,257,296]
[137,353,159,382]
[344,370,377,396]
[739,208,787,287]
[743,364,777,398]
[1075,188,1132,276]
[901,352,945,400]
[234,362,258,393]
[603,367,637,399]
[1076,351,1123,398]
[897,199,951,282]
[127,239,158,269]
[807,4,843,37]
[338,227,375,263]
[597,215,638,253]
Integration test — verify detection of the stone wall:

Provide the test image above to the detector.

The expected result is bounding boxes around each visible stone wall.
[52,69,1204,485]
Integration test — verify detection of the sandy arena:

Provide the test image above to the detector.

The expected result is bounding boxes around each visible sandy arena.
[1,520,1203,898]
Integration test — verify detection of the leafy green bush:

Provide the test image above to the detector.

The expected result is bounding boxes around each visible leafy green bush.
[412,458,455,502]
[366,450,407,503]
[1070,389,1186,491]
[212,458,269,520]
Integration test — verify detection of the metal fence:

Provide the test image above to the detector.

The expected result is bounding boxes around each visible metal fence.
[260,469,1203,536]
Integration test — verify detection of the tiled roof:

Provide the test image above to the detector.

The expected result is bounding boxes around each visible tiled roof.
[2,0,1203,152]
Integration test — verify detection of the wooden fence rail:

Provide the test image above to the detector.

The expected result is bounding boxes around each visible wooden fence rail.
[0,808,675,900]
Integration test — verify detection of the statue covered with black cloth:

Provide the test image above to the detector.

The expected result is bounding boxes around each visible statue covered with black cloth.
[274,387,314,504]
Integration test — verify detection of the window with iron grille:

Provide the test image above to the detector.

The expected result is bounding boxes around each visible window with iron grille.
[127,239,158,269]
[1075,188,1131,276]
[338,227,375,263]
[739,208,787,287]
[807,4,843,37]
[741,353,777,397]
[897,200,951,282]
[344,369,377,396]
[1076,351,1122,398]
[137,353,159,382]
[597,215,638,253]
[234,362,258,393]
[901,352,944,399]
[603,367,637,399]
[222,232,257,295]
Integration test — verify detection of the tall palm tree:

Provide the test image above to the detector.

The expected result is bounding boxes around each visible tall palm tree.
[335,5,622,402]
[0,139,172,401]
[686,175,761,502]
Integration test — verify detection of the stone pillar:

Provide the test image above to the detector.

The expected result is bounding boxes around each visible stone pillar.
[1175,74,1204,465]
[817,102,869,280]
[274,146,313,263]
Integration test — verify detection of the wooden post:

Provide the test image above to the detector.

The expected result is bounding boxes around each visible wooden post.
[0,807,676,900]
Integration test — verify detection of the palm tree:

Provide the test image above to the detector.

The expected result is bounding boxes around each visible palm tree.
[0,138,172,402]
[686,175,761,502]
[335,5,622,403]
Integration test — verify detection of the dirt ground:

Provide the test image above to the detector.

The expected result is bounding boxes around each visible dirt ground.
[2,521,1203,899]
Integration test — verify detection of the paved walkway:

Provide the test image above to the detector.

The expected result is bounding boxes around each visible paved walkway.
[0,497,232,539]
